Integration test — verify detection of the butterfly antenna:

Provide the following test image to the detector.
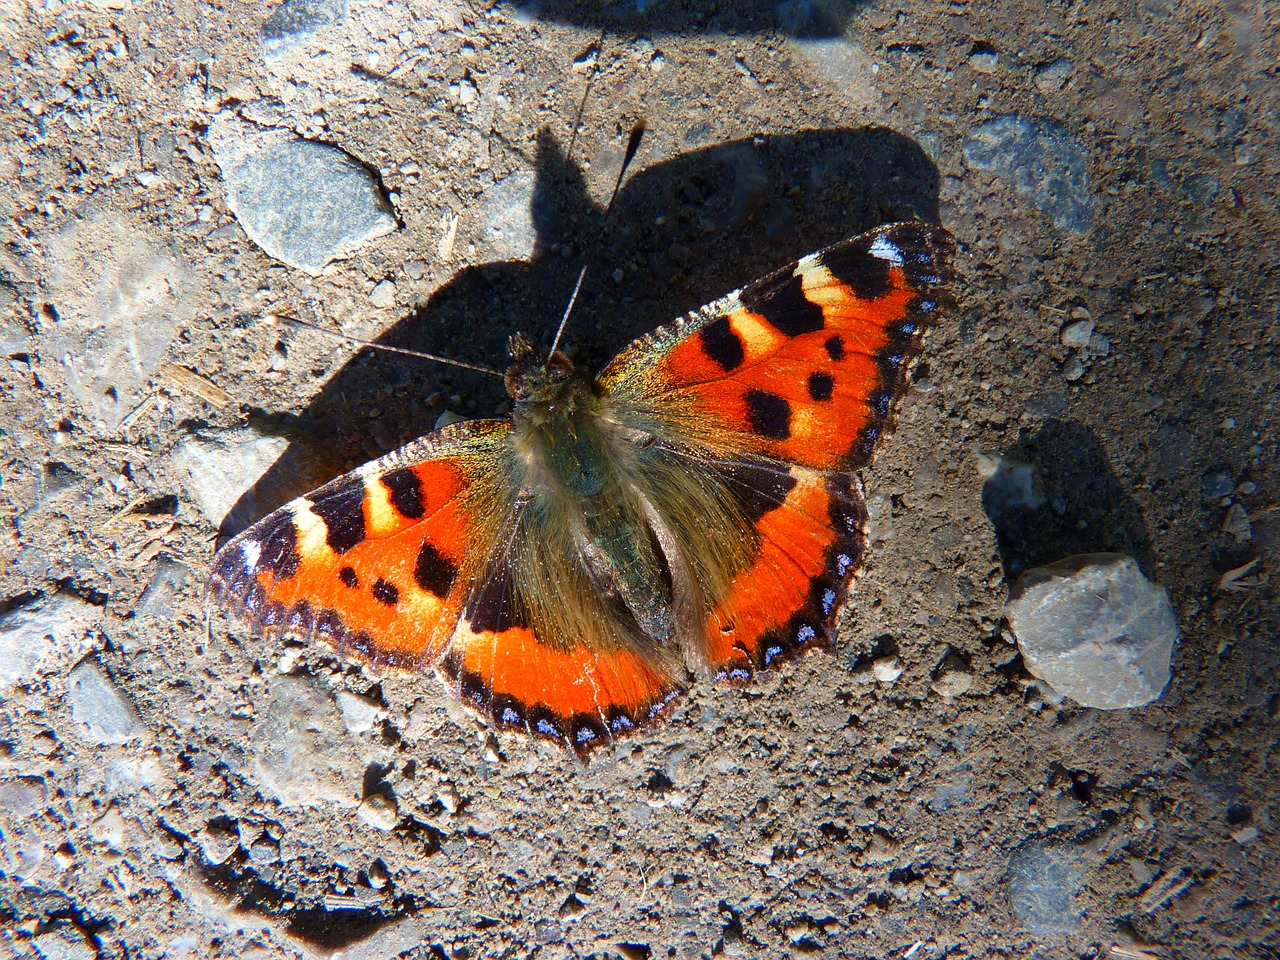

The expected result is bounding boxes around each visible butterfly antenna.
[265,314,505,377]
[546,118,648,362]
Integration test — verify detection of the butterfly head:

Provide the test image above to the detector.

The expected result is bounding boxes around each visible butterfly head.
[504,332,587,421]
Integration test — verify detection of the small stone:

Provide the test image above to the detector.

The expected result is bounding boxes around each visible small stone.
[358,793,398,830]
[404,259,426,280]
[335,690,382,735]
[1088,332,1112,357]
[169,427,289,528]
[210,115,396,276]
[964,115,1094,233]
[968,42,998,73]
[438,782,461,815]
[1222,503,1251,542]
[475,170,538,262]
[1234,144,1256,165]
[1034,57,1075,93]
[44,212,194,432]
[66,657,143,745]
[1231,826,1259,845]
[930,669,973,700]
[787,35,879,109]
[0,592,101,689]
[1237,481,1257,495]
[198,822,240,865]
[1005,553,1177,709]
[248,834,280,865]
[30,924,96,960]
[260,0,347,60]
[1201,472,1235,500]
[1008,841,1084,935]
[233,673,363,808]
[135,555,191,619]
[1061,354,1085,381]
[976,453,1046,515]
[871,656,903,684]
[368,279,396,309]
[1060,318,1094,349]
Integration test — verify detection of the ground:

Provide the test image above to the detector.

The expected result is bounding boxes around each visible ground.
[1,1,1278,959]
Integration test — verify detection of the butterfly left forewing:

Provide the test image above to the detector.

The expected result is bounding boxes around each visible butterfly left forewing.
[208,420,511,669]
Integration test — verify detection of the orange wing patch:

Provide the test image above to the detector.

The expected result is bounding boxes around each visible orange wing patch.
[208,421,508,670]
[704,461,867,677]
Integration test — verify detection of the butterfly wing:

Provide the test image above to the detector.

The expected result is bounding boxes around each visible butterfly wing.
[208,420,511,669]
[598,222,956,676]
[209,419,685,756]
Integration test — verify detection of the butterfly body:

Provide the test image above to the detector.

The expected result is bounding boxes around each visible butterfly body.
[209,222,956,757]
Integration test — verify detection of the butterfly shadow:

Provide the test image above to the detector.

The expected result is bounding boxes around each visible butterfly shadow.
[981,418,1156,583]
[500,0,865,38]
[221,124,944,543]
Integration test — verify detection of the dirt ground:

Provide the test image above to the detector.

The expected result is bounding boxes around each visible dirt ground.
[1,1,1278,958]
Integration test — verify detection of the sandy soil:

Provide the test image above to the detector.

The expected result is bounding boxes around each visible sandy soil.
[1,1,1277,959]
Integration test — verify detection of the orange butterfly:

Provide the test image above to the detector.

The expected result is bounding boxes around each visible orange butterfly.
[209,222,956,757]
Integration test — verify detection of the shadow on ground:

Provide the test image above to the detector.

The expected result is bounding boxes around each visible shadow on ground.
[982,419,1155,583]
[498,0,865,38]
[221,124,942,541]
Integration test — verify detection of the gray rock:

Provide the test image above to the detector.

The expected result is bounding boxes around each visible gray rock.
[236,673,362,808]
[476,169,539,262]
[67,658,144,745]
[43,213,194,432]
[1005,553,1177,709]
[964,114,1095,233]
[210,116,396,276]
[260,0,346,60]
[1060,317,1094,349]
[1008,841,1084,935]
[1061,354,1085,381]
[0,592,102,688]
[168,427,288,528]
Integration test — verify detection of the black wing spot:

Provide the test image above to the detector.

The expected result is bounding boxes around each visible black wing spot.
[414,541,458,598]
[743,272,825,337]
[744,388,792,440]
[466,559,528,632]
[808,372,835,401]
[824,335,845,361]
[258,520,301,581]
[718,460,798,523]
[372,578,400,606]
[828,245,893,300]
[381,468,425,519]
[699,315,746,371]
[338,566,359,588]
[310,481,366,554]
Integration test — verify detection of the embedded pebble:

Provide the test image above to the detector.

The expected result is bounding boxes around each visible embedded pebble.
[168,427,289,528]
[1008,841,1084,935]
[976,453,1045,515]
[197,822,240,865]
[210,116,396,276]
[335,690,383,735]
[1034,58,1075,92]
[134,556,191,619]
[1201,472,1235,500]
[30,925,97,960]
[369,278,397,309]
[358,792,398,830]
[1006,553,1177,709]
[0,592,102,689]
[871,656,904,684]
[476,170,539,262]
[1061,354,1085,381]
[1222,503,1251,542]
[43,213,193,432]
[788,35,879,109]
[1060,318,1095,349]
[230,673,363,808]
[964,114,1095,233]
[968,43,999,73]
[931,668,973,700]
[67,658,143,745]
[260,0,347,60]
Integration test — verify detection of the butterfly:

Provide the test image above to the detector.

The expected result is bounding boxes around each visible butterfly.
[208,221,956,758]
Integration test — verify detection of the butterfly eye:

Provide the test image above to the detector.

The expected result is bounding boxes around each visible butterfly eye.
[504,367,524,397]
[546,352,573,382]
